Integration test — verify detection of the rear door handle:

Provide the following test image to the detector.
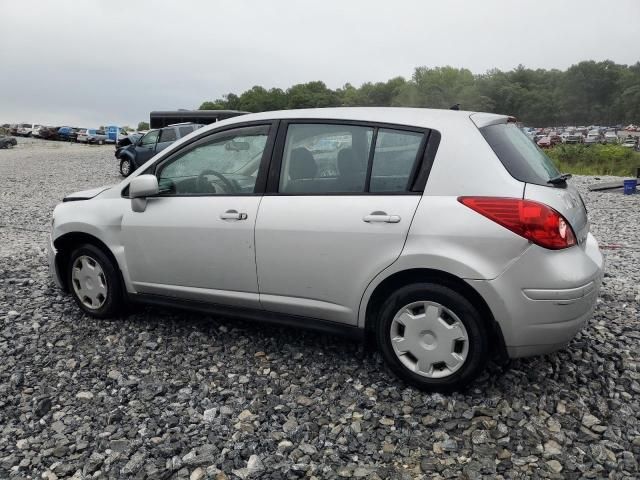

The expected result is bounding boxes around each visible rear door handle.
[363,212,401,223]
[220,209,248,220]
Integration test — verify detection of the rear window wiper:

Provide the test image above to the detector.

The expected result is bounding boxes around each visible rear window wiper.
[548,173,572,185]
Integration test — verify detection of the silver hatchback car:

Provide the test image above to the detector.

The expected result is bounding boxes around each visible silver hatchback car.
[48,108,604,391]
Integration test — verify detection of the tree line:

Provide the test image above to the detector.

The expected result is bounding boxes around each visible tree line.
[199,60,640,127]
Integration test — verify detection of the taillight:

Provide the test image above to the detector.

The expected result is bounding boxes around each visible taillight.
[458,197,577,250]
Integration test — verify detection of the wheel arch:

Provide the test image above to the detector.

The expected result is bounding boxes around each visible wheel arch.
[362,268,507,360]
[53,232,122,293]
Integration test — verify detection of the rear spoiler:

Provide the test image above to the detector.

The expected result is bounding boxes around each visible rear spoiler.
[470,113,516,129]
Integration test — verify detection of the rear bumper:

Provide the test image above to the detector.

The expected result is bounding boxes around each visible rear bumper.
[468,233,604,358]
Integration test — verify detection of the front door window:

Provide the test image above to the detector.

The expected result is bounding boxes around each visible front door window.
[156,125,269,195]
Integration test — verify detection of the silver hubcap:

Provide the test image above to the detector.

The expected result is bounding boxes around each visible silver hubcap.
[390,301,469,378]
[121,161,130,175]
[71,255,108,310]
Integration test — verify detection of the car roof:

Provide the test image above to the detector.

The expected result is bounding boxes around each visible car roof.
[198,107,509,133]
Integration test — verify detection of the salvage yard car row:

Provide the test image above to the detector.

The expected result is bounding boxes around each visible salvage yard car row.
[2,123,115,144]
[523,125,640,150]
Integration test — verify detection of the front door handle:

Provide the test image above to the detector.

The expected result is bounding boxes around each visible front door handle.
[363,212,401,223]
[220,209,248,220]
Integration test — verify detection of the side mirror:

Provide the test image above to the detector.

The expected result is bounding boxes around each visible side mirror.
[129,174,159,212]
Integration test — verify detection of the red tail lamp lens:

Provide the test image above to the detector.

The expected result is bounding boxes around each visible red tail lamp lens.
[458,197,577,250]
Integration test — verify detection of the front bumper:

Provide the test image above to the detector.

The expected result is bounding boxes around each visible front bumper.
[469,233,604,358]
[47,235,63,289]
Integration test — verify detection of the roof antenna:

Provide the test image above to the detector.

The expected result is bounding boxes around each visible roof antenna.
[450,103,460,111]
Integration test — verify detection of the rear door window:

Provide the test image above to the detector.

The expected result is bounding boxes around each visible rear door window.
[159,128,177,143]
[179,126,194,138]
[480,123,560,186]
[277,123,426,194]
[278,124,373,193]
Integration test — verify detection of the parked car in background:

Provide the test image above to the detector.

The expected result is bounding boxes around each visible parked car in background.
[32,125,47,138]
[115,133,142,150]
[17,123,40,136]
[564,133,584,144]
[603,132,618,144]
[0,136,18,148]
[537,136,552,148]
[48,107,604,391]
[58,127,81,142]
[621,137,637,148]
[585,131,601,145]
[39,126,61,140]
[8,125,18,135]
[549,135,562,146]
[77,128,108,144]
[116,123,203,176]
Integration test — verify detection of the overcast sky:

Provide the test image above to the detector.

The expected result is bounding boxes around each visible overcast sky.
[1,0,638,127]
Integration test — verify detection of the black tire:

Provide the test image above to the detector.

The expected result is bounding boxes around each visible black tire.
[375,282,489,392]
[120,159,132,177]
[67,244,123,318]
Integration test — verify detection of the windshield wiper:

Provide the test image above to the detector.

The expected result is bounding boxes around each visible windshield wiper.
[548,173,572,185]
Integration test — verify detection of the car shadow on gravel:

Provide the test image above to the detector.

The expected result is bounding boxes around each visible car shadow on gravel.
[105,304,565,397]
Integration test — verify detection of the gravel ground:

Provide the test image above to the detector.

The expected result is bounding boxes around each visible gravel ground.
[0,138,639,479]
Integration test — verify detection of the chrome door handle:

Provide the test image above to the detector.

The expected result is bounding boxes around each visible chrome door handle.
[220,210,248,220]
[363,212,401,223]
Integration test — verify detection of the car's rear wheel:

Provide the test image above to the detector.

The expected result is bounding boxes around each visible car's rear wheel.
[120,159,132,177]
[375,282,488,392]
[68,244,122,318]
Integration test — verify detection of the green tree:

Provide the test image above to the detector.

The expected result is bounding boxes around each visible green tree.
[195,60,640,126]
[286,81,341,109]
[137,121,150,131]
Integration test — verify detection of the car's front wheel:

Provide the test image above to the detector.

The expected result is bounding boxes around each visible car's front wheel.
[119,159,132,177]
[68,244,123,318]
[376,282,488,392]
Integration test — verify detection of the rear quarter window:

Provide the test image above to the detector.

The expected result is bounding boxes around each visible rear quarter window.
[480,123,560,186]
[179,126,194,138]
[160,128,177,143]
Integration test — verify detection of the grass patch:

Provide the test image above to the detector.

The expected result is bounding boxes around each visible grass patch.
[546,144,640,176]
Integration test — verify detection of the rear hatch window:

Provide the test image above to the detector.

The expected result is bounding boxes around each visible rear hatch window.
[480,123,560,187]
[480,122,590,246]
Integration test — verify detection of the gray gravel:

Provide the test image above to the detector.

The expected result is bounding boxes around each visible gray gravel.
[1,138,639,479]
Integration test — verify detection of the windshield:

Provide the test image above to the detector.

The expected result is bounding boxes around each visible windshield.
[480,123,560,186]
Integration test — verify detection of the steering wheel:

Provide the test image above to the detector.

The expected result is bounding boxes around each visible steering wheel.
[196,169,235,194]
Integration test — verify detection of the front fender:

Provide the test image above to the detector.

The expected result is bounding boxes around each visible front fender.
[52,197,134,292]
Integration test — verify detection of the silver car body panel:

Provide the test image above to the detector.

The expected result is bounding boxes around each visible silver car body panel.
[121,196,262,308]
[255,195,421,324]
[48,107,604,359]
[63,185,111,200]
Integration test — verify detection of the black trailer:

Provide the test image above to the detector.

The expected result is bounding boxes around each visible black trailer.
[149,110,248,128]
